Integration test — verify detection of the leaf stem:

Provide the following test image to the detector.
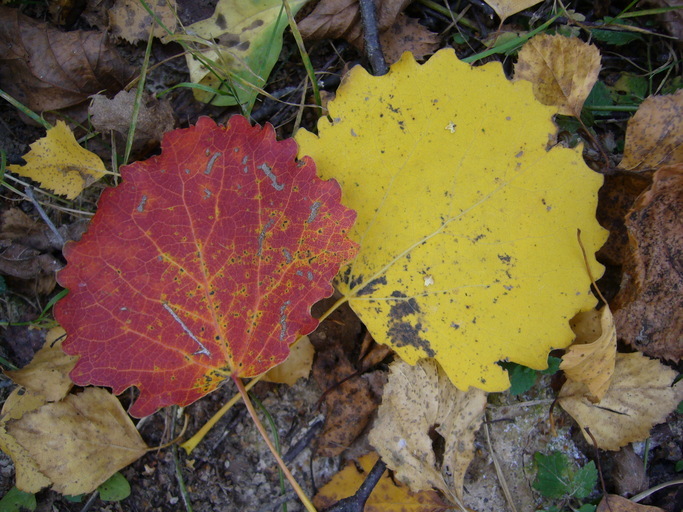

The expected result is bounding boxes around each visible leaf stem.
[232,376,317,512]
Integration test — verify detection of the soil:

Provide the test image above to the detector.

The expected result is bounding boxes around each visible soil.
[1,1,682,512]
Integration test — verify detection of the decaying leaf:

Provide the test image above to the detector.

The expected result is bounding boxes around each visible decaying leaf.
[380,14,440,64]
[7,388,148,495]
[89,90,176,154]
[368,359,487,500]
[296,50,607,393]
[0,6,134,112]
[55,116,357,417]
[313,452,452,511]
[263,335,314,385]
[298,0,409,48]
[561,306,616,401]
[597,494,665,512]
[7,121,107,200]
[558,352,683,451]
[612,164,683,362]
[514,34,601,117]
[0,423,51,493]
[169,0,308,108]
[5,327,76,402]
[481,0,543,22]
[109,0,178,44]
[619,90,683,171]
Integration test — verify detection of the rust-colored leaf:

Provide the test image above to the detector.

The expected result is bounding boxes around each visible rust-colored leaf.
[55,116,357,417]
[0,6,134,112]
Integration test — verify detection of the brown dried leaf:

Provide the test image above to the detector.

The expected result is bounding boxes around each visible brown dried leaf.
[89,90,176,154]
[109,0,178,44]
[514,34,601,117]
[612,164,683,362]
[368,359,487,500]
[298,0,410,49]
[0,6,134,112]
[558,352,683,451]
[619,90,683,171]
[380,14,440,65]
[7,388,148,495]
[597,494,665,512]
[561,307,616,401]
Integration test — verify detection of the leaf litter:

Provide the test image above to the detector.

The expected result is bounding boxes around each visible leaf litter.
[1,2,683,511]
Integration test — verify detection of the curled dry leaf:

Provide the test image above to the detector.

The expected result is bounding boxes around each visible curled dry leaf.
[612,164,683,362]
[368,359,487,500]
[7,121,107,200]
[313,452,452,511]
[0,6,134,112]
[558,352,683,451]
[297,50,607,392]
[7,388,148,495]
[561,306,616,401]
[514,34,601,117]
[597,494,665,512]
[619,90,683,171]
[109,0,178,44]
[482,0,544,22]
[89,90,176,154]
[298,0,409,48]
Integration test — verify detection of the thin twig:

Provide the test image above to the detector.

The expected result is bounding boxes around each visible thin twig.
[484,416,518,512]
[358,0,388,76]
[25,187,65,247]
[171,406,194,512]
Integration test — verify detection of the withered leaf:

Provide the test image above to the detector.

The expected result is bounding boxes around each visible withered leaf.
[612,164,683,362]
[0,6,134,112]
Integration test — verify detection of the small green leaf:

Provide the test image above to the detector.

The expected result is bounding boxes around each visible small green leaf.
[590,29,641,46]
[675,460,683,472]
[572,461,598,499]
[63,494,84,503]
[98,472,131,502]
[504,355,562,395]
[533,451,573,498]
[0,487,37,511]
[542,356,562,375]
[576,504,597,512]
[676,400,682,414]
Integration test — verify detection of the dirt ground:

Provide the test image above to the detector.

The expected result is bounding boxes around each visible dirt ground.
[1,0,682,511]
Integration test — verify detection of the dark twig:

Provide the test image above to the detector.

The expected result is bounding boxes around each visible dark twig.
[358,0,388,76]
[322,458,386,512]
[25,187,65,247]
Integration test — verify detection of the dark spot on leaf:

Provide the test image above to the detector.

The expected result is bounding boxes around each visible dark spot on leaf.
[215,13,226,30]
[357,276,387,296]
[388,291,421,319]
[387,321,434,357]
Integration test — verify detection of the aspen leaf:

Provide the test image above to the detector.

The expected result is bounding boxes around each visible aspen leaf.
[0,424,51,493]
[55,116,357,417]
[558,352,683,451]
[561,307,616,401]
[313,452,452,511]
[7,121,107,200]
[296,50,607,392]
[514,34,601,117]
[619,90,683,171]
[482,0,543,22]
[6,388,148,495]
[174,0,308,108]
[263,335,314,385]
[368,359,487,500]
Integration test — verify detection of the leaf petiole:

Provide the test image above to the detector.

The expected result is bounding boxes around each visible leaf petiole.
[233,375,317,512]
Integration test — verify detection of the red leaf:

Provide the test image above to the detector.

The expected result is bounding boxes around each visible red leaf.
[55,116,357,417]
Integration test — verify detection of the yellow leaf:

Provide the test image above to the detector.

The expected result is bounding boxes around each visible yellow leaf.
[171,0,308,108]
[558,352,683,451]
[8,121,106,199]
[0,424,51,493]
[5,327,77,402]
[263,335,314,385]
[619,89,683,171]
[313,452,453,511]
[514,34,601,117]
[296,50,607,392]
[368,359,487,500]
[482,0,543,22]
[560,306,616,401]
[6,387,148,494]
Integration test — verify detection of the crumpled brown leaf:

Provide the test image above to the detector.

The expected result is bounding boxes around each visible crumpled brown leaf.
[298,0,410,49]
[0,6,134,112]
[611,164,683,362]
[89,90,176,155]
[380,14,440,64]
